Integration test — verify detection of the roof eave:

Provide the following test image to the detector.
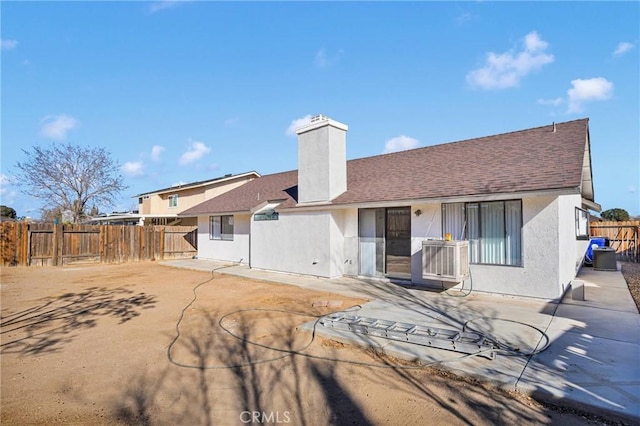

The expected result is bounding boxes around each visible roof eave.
[582,198,602,213]
[276,187,582,212]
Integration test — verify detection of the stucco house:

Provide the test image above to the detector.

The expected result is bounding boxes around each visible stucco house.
[112,171,260,226]
[179,115,600,300]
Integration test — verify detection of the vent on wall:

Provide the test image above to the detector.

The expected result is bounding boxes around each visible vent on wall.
[422,240,470,283]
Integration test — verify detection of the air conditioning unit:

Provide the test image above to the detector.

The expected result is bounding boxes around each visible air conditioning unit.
[422,240,470,283]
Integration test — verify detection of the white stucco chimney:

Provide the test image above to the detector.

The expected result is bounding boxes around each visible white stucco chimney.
[296,114,348,204]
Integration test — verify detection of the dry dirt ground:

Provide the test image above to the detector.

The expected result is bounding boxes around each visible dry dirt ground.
[0,262,618,426]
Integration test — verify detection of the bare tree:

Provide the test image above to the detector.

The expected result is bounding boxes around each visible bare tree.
[15,143,128,224]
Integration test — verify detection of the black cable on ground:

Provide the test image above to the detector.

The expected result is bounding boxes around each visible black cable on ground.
[463,317,551,356]
[443,268,473,298]
[166,264,550,371]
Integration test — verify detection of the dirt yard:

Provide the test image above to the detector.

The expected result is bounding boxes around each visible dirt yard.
[1,263,612,425]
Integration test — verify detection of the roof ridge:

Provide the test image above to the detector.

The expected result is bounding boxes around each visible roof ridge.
[133,170,260,197]
[235,118,591,181]
[353,117,590,162]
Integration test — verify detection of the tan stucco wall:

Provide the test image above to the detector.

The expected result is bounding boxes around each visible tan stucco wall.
[137,176,255,216]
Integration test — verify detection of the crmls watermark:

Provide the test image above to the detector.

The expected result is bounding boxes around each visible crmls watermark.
[239,411,291,424]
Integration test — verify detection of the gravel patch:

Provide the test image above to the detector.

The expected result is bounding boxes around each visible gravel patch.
[620,262,640,312]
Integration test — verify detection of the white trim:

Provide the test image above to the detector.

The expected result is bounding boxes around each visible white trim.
[185,188,588,216]
[253,202,282,214]
[192,211,248,217]
[582,198,602,212]
[296,117,348,134]
[90,213,178,222]
[278,187,582,213]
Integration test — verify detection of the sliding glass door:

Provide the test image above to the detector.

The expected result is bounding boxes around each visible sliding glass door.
[359,207,411,278]
[359,208,385,276]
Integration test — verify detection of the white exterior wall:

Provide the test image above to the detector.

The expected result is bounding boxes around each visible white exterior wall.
[192,195,587,300]
[342,208,360,276]
[251,211,345,278]
[411,203,444,284]
[196,214,250,264]
[467,196,561,299]
[558,194,590,293]
[409,196,583,299]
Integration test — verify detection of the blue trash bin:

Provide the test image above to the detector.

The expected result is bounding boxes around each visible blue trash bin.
[585,237,606,265]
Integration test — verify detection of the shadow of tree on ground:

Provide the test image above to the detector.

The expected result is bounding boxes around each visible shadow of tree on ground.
[111,308,374,425]
[0,287,156,355]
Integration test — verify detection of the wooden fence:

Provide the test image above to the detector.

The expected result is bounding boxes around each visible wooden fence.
[590,220,639,262]
[0,222,198,267]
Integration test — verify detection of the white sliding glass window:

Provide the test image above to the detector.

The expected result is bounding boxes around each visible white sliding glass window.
[443,200,522,266]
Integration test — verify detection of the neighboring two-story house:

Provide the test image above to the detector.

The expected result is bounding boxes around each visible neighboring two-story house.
[133,171,260,226]
[91,172,259,226]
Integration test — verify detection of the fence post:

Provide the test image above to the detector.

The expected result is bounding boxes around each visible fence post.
[51,224,63,266]
[21,222,29,266]
[159,227,165,261]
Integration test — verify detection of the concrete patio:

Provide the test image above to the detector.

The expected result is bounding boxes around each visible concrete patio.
[161,259,640,423]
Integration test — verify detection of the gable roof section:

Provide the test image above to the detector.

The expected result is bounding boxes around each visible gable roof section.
[180,170,298,215]
[180,118,590,216]
[330,118,590,206]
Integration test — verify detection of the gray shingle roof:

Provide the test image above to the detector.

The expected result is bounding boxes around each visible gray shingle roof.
[179,118,590,216]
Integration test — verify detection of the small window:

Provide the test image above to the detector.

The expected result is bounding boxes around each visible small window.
[209,215,234,240]
[254,210,279,221]
[168,194,178,208]
[575,207,589,240]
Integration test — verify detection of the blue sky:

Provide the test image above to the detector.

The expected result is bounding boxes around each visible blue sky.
[1,1,639,218]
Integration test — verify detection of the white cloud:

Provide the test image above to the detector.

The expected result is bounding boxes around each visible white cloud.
[456,11,472,25]
[629,186,637,194]
[537,97,564,107]
[314,48,344,68]
[1,39,18,50]
[179,141,211,165]
[466,31,554,90]
[39,114,79,140]
[0,174,17,204]
[567,77,614,113]
[314,48,329,67]
[150,145,165,161]
[383,136,420,154]
[285,115,312,136]
[613,42,634,57]
[148,1,189,14]
[224,117,239,126]
[121,161,144,177]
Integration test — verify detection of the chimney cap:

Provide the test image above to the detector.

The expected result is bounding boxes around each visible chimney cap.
[311,114,329,123]
[296,114,348,134]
